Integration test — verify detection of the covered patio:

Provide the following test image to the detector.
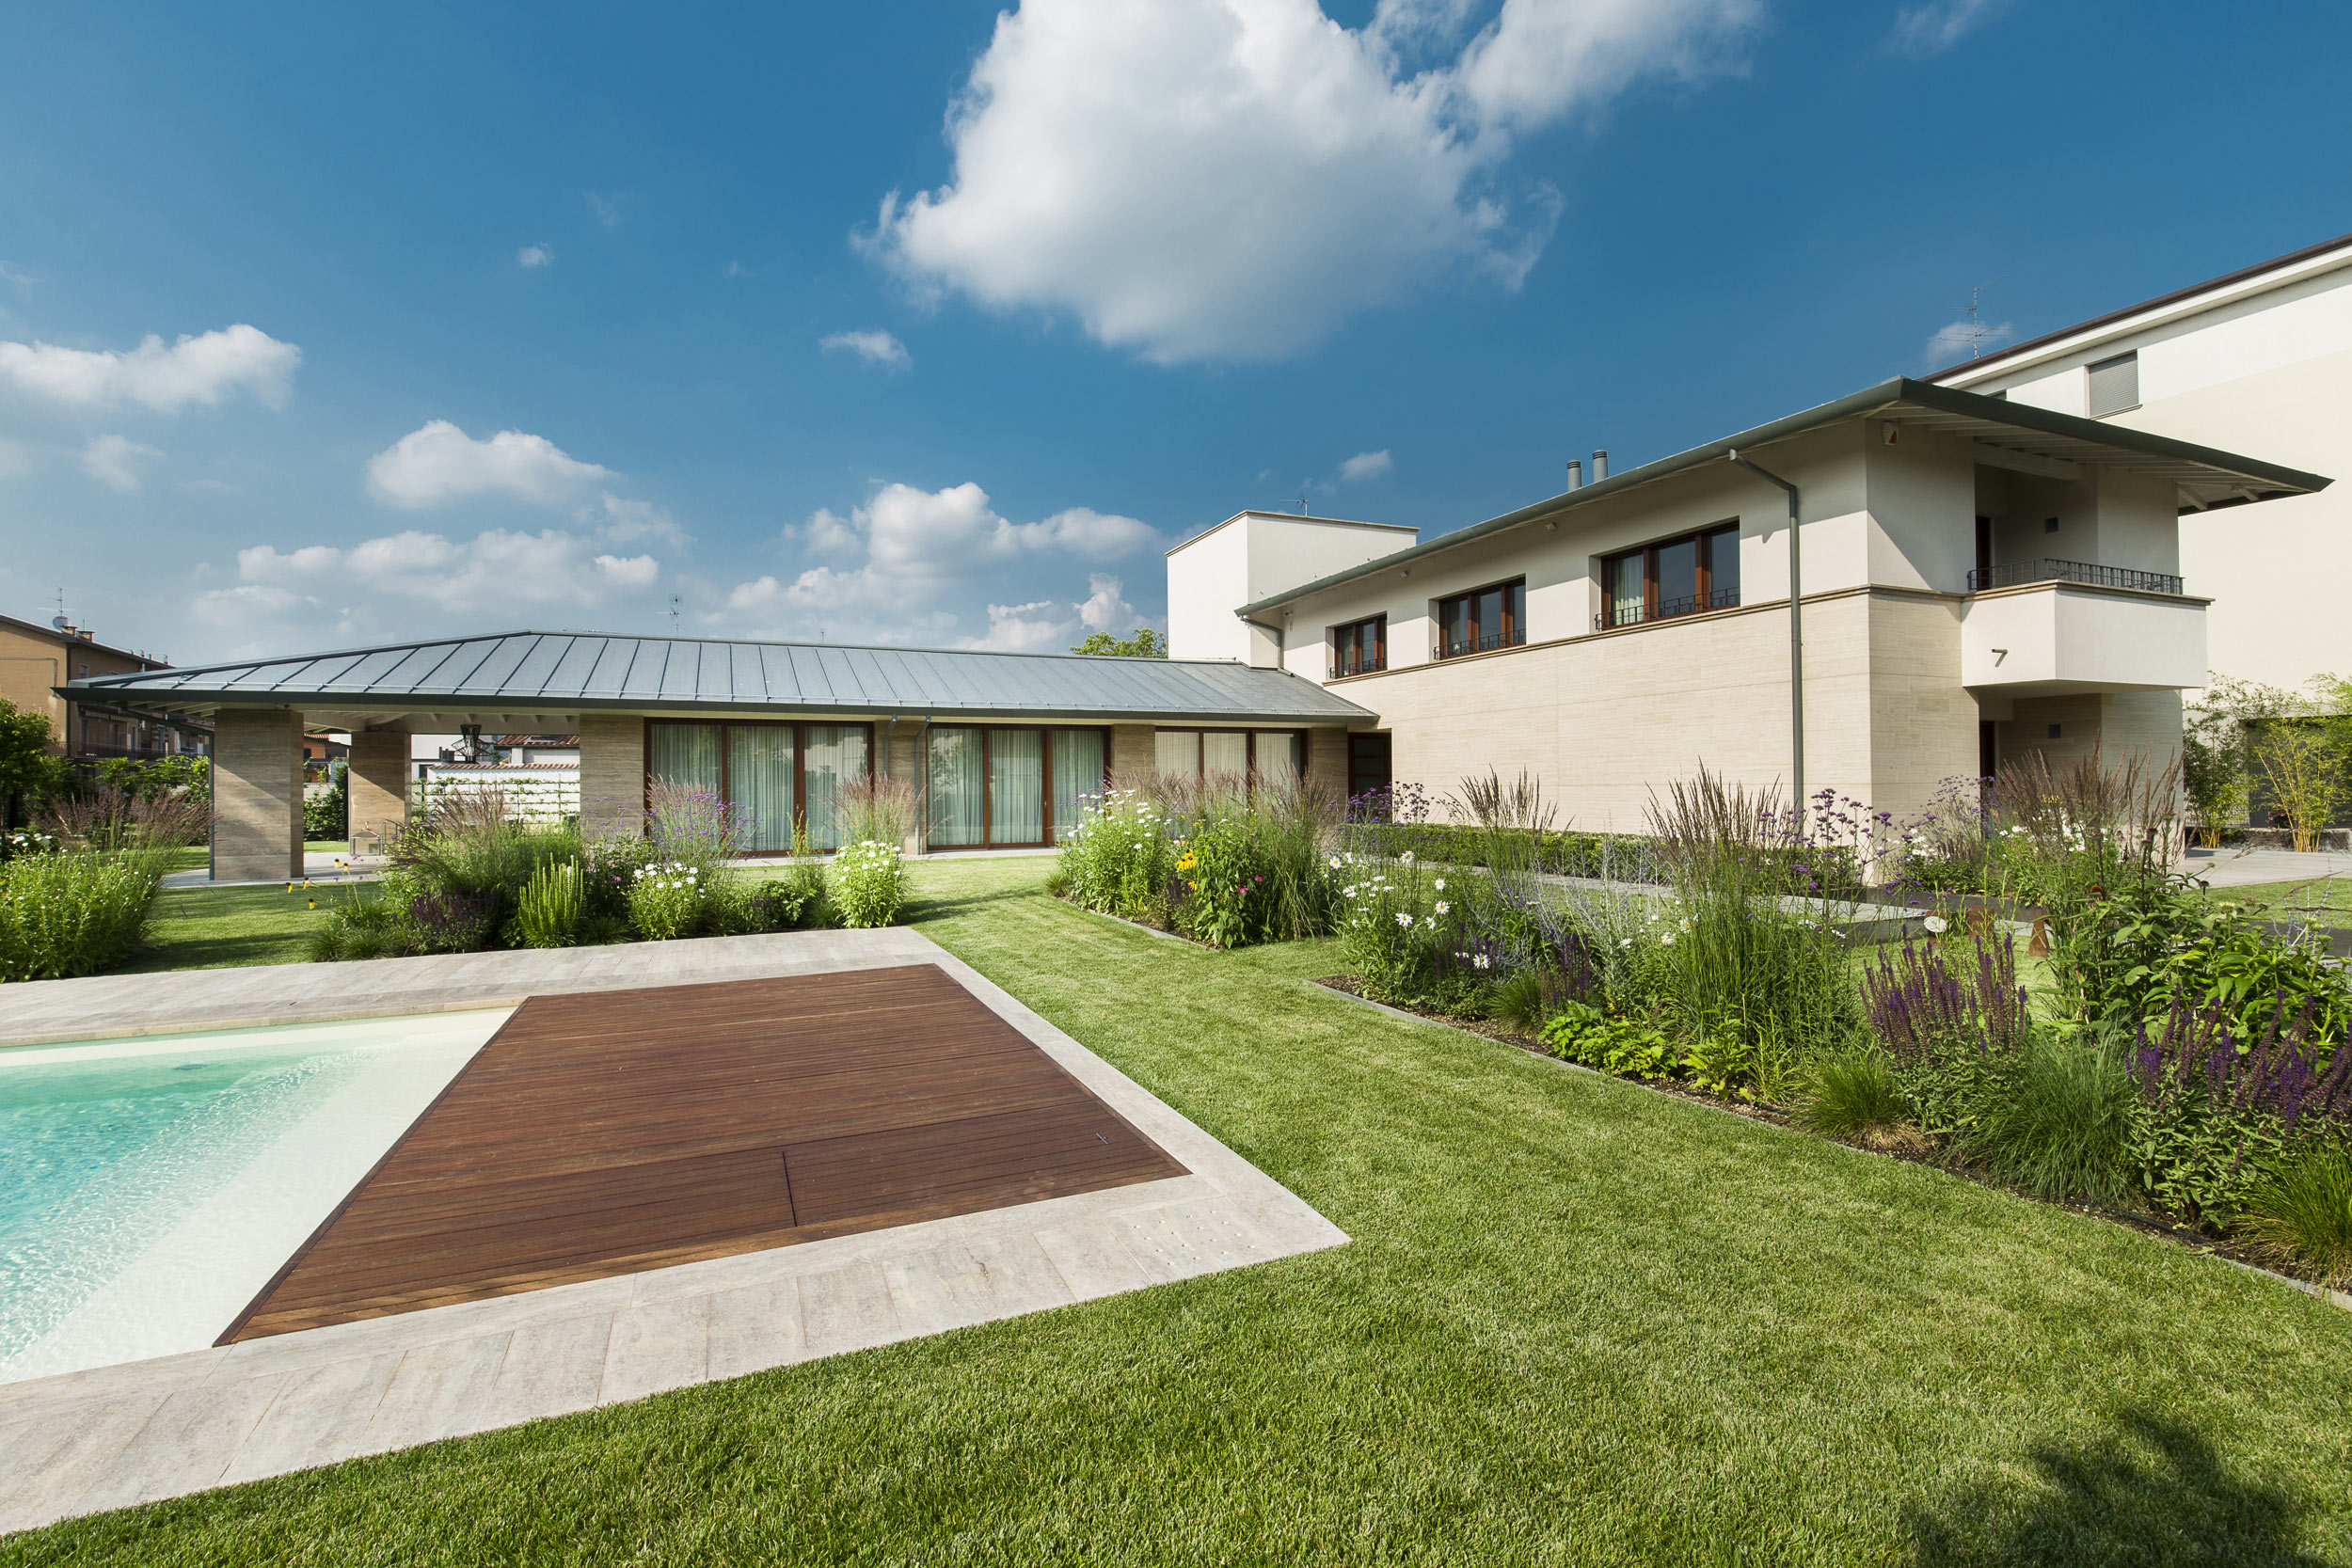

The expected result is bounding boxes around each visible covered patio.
[63,632,1373,882]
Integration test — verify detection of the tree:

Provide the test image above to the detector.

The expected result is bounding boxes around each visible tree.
[0,697,61,832]
[1070,628,1168,658]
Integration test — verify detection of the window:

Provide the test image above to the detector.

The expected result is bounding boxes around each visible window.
[1331,615,1386,677]
[1434,579,1526,658]
[1599,525,1740,629]
[645,720,872,852]
[926,726,1107,848]
[1154,728,1303,788]
[2087,351,2139,418]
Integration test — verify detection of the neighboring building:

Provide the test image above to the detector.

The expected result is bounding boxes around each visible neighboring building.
[300,732,349,780]
[1929,231,2352,698]
[66,636,1370,880]
[1168,377,2325,831]
[0,611,209,761]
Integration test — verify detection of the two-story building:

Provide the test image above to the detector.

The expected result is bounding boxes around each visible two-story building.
[0,611,209,762]
[1167,377,2327,829]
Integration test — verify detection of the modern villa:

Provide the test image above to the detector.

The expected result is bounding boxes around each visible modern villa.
[66,378,2326,880]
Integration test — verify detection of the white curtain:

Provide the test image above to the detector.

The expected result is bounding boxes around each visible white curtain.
[1202,731,1248,782]
[1051,730,1105,842]
[1155,730,1199,782]
[803,724,869,850]
[727,726,796,851]
[990,729,1044,844]
[648,722,721,796]
[1253,732,1300,790]
[928,728,984,847]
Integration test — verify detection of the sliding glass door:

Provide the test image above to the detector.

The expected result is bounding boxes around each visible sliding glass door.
[644,720,872,854]
[927,726,1108,847]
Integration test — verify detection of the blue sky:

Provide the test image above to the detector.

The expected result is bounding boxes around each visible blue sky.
[3,0,2348,665]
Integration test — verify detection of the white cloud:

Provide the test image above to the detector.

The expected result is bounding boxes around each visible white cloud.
[0,262,35,289]
[0,324,300,412]
[592,492,691,547]
[199,526,661,626]
[818,329,913,370]
[868,0,1756,363]
[1923,318,2015,368]
[587,191,629,230]
[1076,572,1139,633]
[516,244,554,268]
[180,477,243,494]
[722,482,1159,642]
[0,437,32,479]
[1890,0,2008,54]
[1337,448,1393,482]
[365,420,615,509]
[79,434,162,493]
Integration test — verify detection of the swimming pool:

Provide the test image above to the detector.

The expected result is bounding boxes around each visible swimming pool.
[0,1009,512,1383]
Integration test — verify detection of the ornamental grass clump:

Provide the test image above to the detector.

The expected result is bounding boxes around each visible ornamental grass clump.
[829,840,907,928]
[2239,1139,2352,1288]
[1646,768,1861,1101]
[0,849,165,981]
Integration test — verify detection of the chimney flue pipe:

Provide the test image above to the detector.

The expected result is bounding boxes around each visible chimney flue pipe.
[1591,450,1609,481]
[1565,458,1582,490]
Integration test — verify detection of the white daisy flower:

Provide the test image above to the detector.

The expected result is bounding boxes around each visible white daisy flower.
[1394,911,1413,927]
[1435,902,1451,915]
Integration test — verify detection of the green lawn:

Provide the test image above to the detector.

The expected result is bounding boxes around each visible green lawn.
[2202,876,2352,927]
[12,859,2352,1563]
[118,881,356,973]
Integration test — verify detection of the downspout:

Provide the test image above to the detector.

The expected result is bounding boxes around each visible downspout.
[1726,450,1804,806]
[1235,610,1286,671]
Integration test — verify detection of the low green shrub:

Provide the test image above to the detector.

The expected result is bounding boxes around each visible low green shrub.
[1793,1046,1908,1139]
[0,849,164,980]
[830,840,907,928]
[707,878,807,936]
[1541,1005,1677,1080]
[307,891,407,962]
[2238,1139,2352,1288]
[513,860,585,948]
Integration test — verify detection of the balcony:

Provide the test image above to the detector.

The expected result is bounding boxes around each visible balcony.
[1961,577,2206,694]
[1594,585,1740,632]
[1966,558,2184,596]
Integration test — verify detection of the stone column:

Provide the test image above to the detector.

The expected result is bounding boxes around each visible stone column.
[579,713,645,843]
[885,722,926,856]
[346,728,409,846]
[211,707,304,882]
[1108,723,1156,788]
[1306,725,1350,806]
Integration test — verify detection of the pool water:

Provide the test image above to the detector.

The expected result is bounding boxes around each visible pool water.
[0,1011,510,1381]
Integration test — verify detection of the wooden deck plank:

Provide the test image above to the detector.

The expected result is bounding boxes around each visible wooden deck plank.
[223,965,1185,1341]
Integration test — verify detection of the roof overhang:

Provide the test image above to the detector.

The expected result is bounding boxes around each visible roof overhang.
[1238,376,2330,615]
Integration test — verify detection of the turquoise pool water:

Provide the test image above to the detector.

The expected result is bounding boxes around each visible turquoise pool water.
[0,1011,510,1379]
[0,1031,375,1366]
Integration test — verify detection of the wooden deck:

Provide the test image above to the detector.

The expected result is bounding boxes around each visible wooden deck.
[222,964,1184,1341]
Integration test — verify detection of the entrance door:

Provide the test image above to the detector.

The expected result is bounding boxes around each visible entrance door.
[1346,733,1391,807]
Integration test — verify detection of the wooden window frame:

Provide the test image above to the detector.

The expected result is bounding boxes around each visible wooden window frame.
[642,718,875,856]
[1433,578,1527,660]
[925,723,1112,850]
[1597,525,1740,629]
[1329,614,1387,678]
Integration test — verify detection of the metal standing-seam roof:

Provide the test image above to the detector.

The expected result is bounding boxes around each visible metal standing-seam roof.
[61,632,1376,728]
[1237,375,2332,615]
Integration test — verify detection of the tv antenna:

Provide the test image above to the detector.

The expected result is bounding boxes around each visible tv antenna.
[668,593,681,633]
[51,586,69,630]
[1957,273,2010,358]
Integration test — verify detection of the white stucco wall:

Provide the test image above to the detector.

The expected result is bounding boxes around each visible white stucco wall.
[1166,512,1417,664]
[1943,252,2352,695]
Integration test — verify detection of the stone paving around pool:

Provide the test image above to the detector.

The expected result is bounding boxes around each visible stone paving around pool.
[0,928,1346,1536]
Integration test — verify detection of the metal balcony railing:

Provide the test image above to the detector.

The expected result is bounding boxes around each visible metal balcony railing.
[1596,586,1740,631]
[1432,627,1528,660]
[1966,558,2184,595]
[1327,656,1386,679]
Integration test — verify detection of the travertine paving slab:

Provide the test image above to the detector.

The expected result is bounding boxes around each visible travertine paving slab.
[0,928,1347,1536]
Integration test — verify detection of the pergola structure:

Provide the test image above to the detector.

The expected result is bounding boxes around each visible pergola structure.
[64,632,1374,880]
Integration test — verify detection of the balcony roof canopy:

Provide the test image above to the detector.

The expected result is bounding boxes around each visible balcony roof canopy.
[60,631,1376,732]
[1239,376,2330,614]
